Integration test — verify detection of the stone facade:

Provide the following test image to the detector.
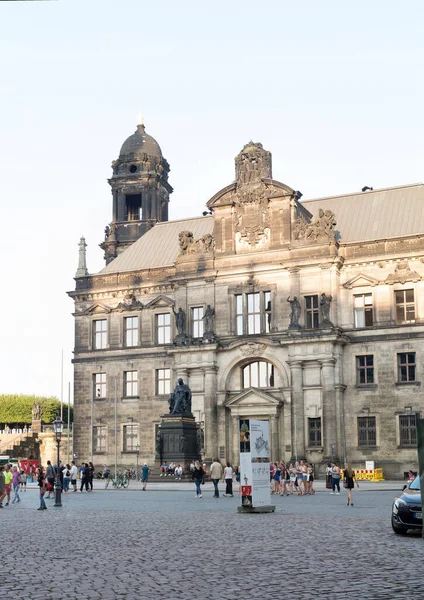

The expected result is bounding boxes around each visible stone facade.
[69,127,424,478]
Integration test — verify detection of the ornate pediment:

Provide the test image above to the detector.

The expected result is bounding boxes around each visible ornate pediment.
[82,302,112,315]
[235,141,272,185]
[343,273,380,289]
[144,294,174,308]
[225,388,282,408]
[385,261,421,285]
[115,294,143,311]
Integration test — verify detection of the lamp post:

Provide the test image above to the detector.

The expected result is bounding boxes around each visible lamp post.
[53,415,64,507]
[136,443,140,481]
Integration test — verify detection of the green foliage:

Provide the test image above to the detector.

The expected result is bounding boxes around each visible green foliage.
[0,394,73,425]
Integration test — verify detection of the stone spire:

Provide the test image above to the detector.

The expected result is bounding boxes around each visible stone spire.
[75,236,88,278]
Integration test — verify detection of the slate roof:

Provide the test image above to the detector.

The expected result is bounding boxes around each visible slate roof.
[100,216,213,274]
[303,183,424,243]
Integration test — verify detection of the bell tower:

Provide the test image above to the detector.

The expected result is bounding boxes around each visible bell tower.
[101,121,173,264]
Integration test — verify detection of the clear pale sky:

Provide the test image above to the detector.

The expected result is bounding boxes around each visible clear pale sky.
[1,0,423,399]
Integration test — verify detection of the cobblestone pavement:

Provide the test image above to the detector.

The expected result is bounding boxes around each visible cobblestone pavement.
[2,484,421,600]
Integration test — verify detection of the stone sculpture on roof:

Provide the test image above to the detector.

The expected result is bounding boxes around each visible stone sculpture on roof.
[178,231,215,255]
[293,209,337,243]
[235,141,272,185]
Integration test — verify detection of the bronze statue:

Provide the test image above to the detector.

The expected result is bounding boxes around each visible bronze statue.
[168,378,192,415]
[202,305,215,334]
[320,293,333,326]
[173,308,186,337]
[287,296,301,329]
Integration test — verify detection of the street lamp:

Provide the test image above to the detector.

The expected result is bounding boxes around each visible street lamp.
[136,443,140,481]
[53,415,64,507]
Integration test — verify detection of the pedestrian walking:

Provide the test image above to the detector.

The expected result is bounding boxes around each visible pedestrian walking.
[3,464,12,506]
[223,462,233,497]
[344,463,359,506]
[11,465,21,504]
[331,463,341,494]
[45,461,55,499]
[37,467,47,510]
[192,460,204,498]
[0,466,6,508]
[141,463,150,490]
[70,461,78,492]
[19,470,27,492]
[210,458,223,498]
[88,462,95,491]
[62,464,71,493]
[80,463,90,492]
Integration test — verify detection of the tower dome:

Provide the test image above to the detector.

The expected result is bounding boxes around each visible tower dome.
[119,124,162,159]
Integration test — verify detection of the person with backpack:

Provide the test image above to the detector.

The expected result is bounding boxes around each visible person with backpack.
[62,464,71,494]
[45,461,55,499]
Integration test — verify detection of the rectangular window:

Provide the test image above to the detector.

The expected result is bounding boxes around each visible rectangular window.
[191,307,204,338]
[395,290,415,324]
[399,414,417,447]
[93,426,106,452]
[354,294,373,328]
[397,352,416,382]
[235,291,272,335]
[124,371,138,397]
[124,316,139,347]
[242,361,274,388]
[93,373,106,398]
[123,424,138,452]
[156,368,171,395]
[305,295,319,329]
[93,319,107,349]
[157,313,171,344]
[308,418,322,447]
[356,355,374,385]
[357,416,376,446]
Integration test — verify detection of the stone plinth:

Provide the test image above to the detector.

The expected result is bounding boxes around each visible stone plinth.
[237,504,276,514]
[31,420,43,433]
[156,414,199,471]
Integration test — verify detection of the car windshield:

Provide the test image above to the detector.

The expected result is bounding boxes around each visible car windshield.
[409,476,421,491]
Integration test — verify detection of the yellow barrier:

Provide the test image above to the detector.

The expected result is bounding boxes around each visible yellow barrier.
[353,468,384,481]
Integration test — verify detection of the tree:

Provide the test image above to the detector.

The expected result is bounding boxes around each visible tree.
[0,394,73,426]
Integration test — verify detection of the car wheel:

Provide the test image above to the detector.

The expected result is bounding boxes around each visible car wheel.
[391,517,408,535]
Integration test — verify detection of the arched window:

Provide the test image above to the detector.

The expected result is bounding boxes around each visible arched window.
[242,361,274,389]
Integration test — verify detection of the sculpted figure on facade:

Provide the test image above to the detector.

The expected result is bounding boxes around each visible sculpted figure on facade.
[202,304,215,334]
[116,294,143,311]
[287,296,301,330]
[178,231,215,255]
[320,293,333,327]
[235,141,272,186]
[234,187,270,248]
[293,209,337,242]
[168,378,192,415]
[173,307,186,336]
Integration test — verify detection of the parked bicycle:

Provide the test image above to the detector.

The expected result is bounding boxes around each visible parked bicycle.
[111,472,129,489]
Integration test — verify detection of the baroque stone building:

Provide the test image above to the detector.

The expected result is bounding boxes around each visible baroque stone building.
[69,122,424,478]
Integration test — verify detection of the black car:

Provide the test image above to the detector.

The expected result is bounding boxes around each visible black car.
[391,476,422,534]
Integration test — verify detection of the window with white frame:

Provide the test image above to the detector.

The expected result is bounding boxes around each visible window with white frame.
[399,414,417,447]
[305,295,319,329]
[397,352,416,383]
[235,291,271,335]
[156,313,171,344]
[123,424,138,451]
[93,319,107,349]
[156,368,171,395]
[124,371,138,397]
[191,307,204,338]
[93,373,106,398]
[395,290,415,324]
[354,294,373,328]
[93,426,106,452]
[124,316,139,347]
[242,361,274,388]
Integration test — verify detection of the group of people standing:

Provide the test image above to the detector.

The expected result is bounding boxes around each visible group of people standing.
[191,459,235,499]
[327,462,359,506]
[271,460,315,496]
[0,464,26,508]
[38,460,95,510]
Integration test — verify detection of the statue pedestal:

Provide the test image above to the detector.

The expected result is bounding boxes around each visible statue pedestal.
[156,414,199,472]
[31,420,42,434]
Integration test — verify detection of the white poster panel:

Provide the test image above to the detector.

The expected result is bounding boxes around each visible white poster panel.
[250,420,271,506]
